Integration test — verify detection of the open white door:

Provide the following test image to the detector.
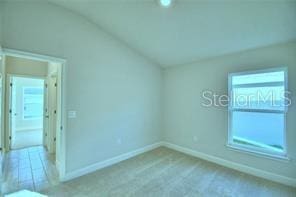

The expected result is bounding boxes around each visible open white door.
[51,76,57,153]
[43,79,49,150]
[46,76,57,154]
[8,76,16,150]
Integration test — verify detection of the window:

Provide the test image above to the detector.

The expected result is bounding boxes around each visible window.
[228,68,288,157]
[23,87,44,119]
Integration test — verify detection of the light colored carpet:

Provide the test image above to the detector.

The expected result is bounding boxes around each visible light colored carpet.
[41,147,295,197]
[11,129,43,150]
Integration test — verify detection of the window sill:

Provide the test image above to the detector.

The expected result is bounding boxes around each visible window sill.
[226,143,290,162]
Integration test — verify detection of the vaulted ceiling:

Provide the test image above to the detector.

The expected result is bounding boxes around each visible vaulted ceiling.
[49,0,296,67]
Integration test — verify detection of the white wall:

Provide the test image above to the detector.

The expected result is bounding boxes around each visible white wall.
[1,1,162,173]
[5,56,48,77]
[164,42,296,180]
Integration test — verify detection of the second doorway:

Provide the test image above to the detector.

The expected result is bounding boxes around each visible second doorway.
[9,76,45,150]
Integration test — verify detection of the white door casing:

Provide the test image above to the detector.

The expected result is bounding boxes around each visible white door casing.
[43,79,49,150]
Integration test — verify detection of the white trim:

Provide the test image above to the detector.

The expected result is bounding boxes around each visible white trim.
[3,48,66,64]
[7,76,13,151]
[231,108,285,114]
[226,143,289,162]
[56,160,61,177]
[163,142,296,187]
[0,47,4,152]
[62,142,163,182]
[7,74,46,80]
[59,58,67,180]
[232,81,284,89]
[228,66,287,77]
[232,136,284,154]
[228,67,288,158]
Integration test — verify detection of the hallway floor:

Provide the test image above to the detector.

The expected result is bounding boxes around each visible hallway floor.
[11,129,43,150]
[1,146,59,195]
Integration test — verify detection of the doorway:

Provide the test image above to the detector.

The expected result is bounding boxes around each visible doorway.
[9,76,45,150]
[0,49,66,194]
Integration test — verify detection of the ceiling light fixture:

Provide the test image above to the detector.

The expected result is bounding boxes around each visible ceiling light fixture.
[159,0,172,7]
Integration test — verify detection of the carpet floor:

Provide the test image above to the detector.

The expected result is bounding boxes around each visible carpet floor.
[41,147,295,197]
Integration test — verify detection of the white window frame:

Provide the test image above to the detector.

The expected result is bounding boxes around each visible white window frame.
[228,67,288,159]
[23,86,44,120]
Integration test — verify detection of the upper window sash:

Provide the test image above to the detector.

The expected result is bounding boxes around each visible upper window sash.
[230,69,286,85]
[228,68,288,113]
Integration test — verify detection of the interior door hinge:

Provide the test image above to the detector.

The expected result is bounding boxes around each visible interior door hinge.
[54,137,56,142]
[9,109,12,113]
[9,136,11,140]
[54,110,57,114]
[10,83,12,87]
[54,83,57,87]
[60,126,63,130]
[45,83,48,88]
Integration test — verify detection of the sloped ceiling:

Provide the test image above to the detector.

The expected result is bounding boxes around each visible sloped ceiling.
[49,0,296,67]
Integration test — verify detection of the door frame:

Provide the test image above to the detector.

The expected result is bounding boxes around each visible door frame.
[0,50,4,154]
[7,74,46,151]
[46,75,58,154]
[1,48,67,180]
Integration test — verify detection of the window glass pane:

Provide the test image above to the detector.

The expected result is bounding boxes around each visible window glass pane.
[232,71,284,85]
[23,87,44,119]
[232,86,285,110]
[24,87,44,95]
[232,111,284,152]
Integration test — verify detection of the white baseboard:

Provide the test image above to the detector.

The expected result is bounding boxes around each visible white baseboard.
[163,142,296,187]
[61,141,296,187]
[62,142,163,181]
[56,160,60,176]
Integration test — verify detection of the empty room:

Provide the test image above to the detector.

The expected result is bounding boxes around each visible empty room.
[0,0,295,196]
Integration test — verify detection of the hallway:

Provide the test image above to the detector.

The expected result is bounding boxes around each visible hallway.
[1,146,59,194]
[11,129,43,150]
